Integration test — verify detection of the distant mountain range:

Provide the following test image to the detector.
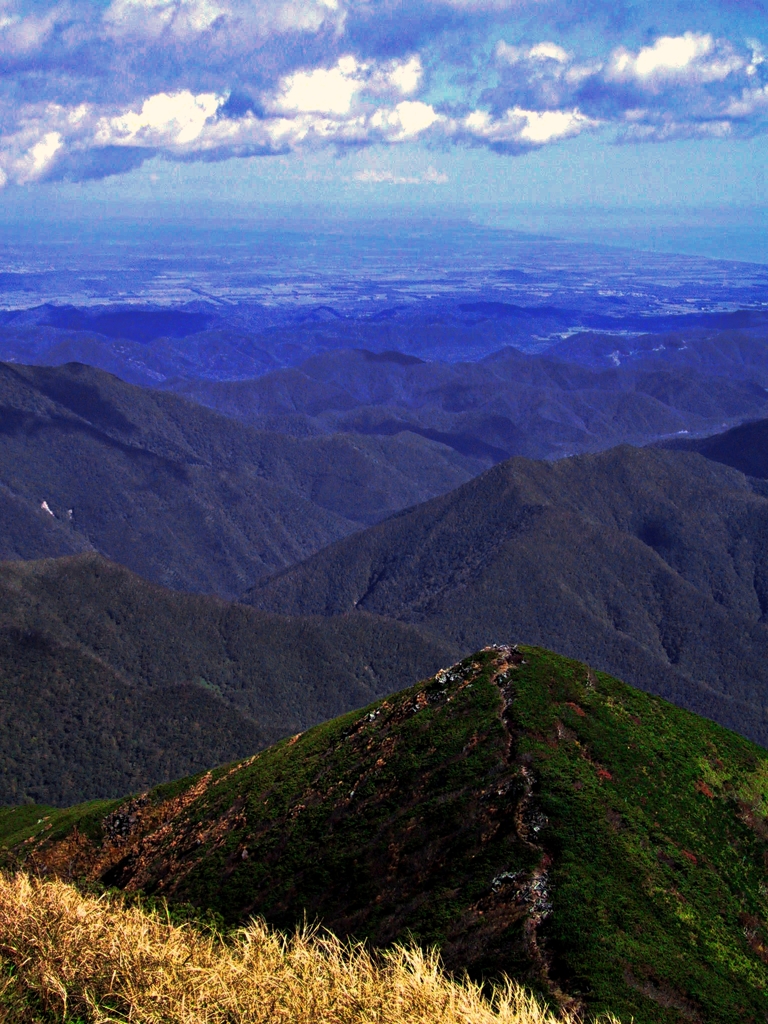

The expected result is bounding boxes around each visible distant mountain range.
[6,357,766,605]
[176,343,768,462]
[6,644,767,1023]
[5,357,768,754]
[3,300,768,387]
[0,552,455,805]
[250,445,768,747]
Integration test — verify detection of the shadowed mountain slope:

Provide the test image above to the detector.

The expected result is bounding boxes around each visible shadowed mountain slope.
[6,645,768,1023]
[174,346,768,463]
[0,361,482,596]
[249,446,768,746]
[0,553,457,806]
[659,417,768,481]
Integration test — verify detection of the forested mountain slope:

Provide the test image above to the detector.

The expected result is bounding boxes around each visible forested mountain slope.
[659,416,768,481]
[250,446,768,745]
[0,553,456,805]
[173,345,768,463]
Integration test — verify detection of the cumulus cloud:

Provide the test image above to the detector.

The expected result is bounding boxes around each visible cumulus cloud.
[607,33,744,85]
[275,57,363,115]
[370,100,440,138]
[97,91,224,146]
[0,1,766,185]
[496,40,569,65]
[460,105,597,150]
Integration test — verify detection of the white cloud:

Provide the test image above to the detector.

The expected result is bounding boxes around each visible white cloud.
[620,119,733,142]
[496,40,570,65]
[104,0,224,39]
[0,117,67,186]
[354,165,448,184]
[274,54,422,117]
[103,0,344,41]
[276,57,363,115]
[97,91,224,147]
[746,39,766,77]
[608,33,743,85]
[564,61,602,85]
[370,100,440,139]
[529,41,569,63]
[0,8,765,186]
[0,7,58,55]
[725,85,768,118]
[387,55,422,95]
[29,131,62,173]
[463,105,597,146]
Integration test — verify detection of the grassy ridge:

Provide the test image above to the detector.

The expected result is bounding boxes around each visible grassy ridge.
[2,646,767,1021]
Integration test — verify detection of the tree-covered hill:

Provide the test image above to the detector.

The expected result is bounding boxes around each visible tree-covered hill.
[173,343,768,464]
[4,645,768,1022]
[660,416,768,481]
[0,553,457,805]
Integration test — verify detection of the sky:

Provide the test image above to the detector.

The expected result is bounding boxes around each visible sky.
[1,0,768,251]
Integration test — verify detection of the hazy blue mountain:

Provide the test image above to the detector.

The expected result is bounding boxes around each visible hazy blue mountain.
[0,361,483,596]
[175,345,768,462]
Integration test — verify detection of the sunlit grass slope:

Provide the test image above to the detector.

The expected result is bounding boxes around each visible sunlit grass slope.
[2,645,768,1021]
[0,872,595,1024]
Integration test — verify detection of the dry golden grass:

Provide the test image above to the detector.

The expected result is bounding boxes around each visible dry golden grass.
[0,873,619,1024]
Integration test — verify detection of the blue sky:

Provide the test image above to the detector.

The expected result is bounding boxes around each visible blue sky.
[1,0,768,237]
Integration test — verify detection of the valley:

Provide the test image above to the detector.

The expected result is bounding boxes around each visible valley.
[250,444,768,747]
[0,361,483,595]
[4,0,768,1017]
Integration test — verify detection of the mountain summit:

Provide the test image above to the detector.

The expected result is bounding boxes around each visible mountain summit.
[5,645,768,1022]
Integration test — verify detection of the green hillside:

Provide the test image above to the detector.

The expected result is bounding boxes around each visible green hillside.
[2,645,768,1022]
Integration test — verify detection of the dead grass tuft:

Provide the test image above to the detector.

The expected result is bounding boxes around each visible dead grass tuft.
[0,872,619,1023]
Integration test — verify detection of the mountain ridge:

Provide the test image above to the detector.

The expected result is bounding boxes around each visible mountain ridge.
[0,360,483,596]
[169,344,768,464]
[4,643,768,1023]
